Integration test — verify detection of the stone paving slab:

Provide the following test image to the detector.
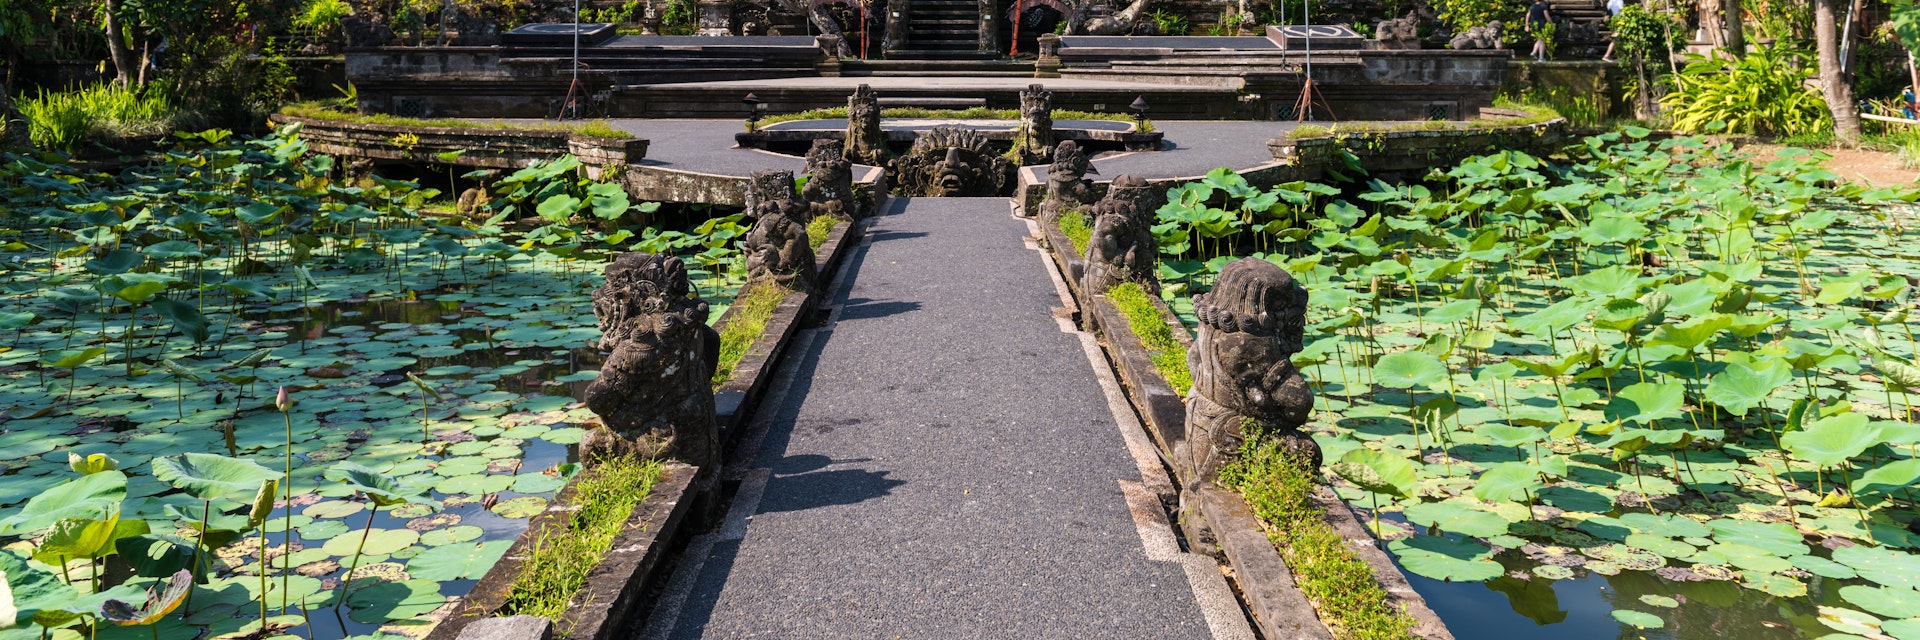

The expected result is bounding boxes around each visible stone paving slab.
[646,197,1219,639]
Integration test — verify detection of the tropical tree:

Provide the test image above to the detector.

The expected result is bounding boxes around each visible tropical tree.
[1813,0,1860,142]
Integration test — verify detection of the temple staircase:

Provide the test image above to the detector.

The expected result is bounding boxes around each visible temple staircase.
[899,0,997,58]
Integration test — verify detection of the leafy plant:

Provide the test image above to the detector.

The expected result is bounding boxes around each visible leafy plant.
[1662,46,1832,137]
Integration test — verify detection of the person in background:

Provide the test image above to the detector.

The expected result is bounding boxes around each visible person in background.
[1601,0,1625,62]
[1525,0,1554,62]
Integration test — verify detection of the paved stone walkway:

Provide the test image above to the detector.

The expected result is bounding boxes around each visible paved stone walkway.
[641,197,1249,639]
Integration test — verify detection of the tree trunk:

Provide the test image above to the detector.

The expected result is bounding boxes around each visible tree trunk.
[102,0,137,85]
[1723,0,1743,55]
[1909,52,1918,114]
[1813,0,1859,143]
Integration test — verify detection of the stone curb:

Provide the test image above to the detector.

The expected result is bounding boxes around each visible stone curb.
[427,461,699,640]
[1039,222,1455,640]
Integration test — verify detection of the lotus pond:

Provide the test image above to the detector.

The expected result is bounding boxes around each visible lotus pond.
[1150,130,1920,638]
[0,126,762,640]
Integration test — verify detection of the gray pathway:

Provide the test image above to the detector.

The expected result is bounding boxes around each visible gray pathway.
[644,198,1241,639]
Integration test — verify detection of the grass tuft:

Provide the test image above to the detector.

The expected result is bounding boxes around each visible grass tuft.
[1220,442,1420,640]
[278,102,634,139]
[1057,209,1093,256]
[496,455,665,622]
[806,215,839,251]
[1106,281,1192,396]
[712,282,788,387]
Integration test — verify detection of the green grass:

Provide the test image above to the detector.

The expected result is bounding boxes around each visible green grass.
[496,455,665,622]
[1058,209,1092,256]
[1283,104,1561,140]
[1106,282,1192,396]
[1220,442,1420,640]
[758,106,1139,127]
[806,215,839,251]
[19,84,176,152]
[278,102,634,139]
[712,282,788,387]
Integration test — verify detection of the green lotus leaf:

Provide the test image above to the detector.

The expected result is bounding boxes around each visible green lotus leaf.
[1617,512,1710,538]
[510,473,565,495]
[1373,351,1449,389]
[1708,519,1807,557]
[324,461,438,509]
[1854,459,1920,498]
[344,579,446,624]
[1403,501,1510,538]
[1835,544,1920,590]
[1624,533,1695,558]
[1782,412,1880,468]
[1639,595,1679,608]
[0,550,75,625]
[1611,609,1664,629]
[0,471,127,534]
[1790,554,1859,579]
[1329,448,1417,498]
[84,249,144,276]
[1840,585,1920,620]
[32,517,147,563]
[1884,618,1920,640]
[1704,359,1792,416]
[1387,536,1503,582]
[420,526,483,546]
[43,347,108,370]
[1477,424,1545,448]
[115,535,201,578]
[405,540,511,581]
[1472,462,1542,503]
[150,453,280,502]
[1604,382,1685,426]
[320,528,418,557]
[435,474,512,496]
[1818,606,1884,636]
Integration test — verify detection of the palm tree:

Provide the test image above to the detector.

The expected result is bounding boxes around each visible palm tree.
[1813,0,1861,144]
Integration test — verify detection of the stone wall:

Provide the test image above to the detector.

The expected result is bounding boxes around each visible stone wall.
[1499,60,1633,123]
[269,114,647,173]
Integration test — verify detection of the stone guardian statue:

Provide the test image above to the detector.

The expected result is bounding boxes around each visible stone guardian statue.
[742,169,819,291]
[1181,258,1316,490]
[802,139,862,220]
[1038,141,1098,225]
[1081,175,1161,294]
[582,254,721,467]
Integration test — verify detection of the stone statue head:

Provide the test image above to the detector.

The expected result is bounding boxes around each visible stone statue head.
[1050,141,1097,178]
[593,253,707,350]
[1192,259,1308,353]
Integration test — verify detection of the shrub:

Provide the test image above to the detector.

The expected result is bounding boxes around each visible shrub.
[19,83,175,152]
[1661,46,1831,137]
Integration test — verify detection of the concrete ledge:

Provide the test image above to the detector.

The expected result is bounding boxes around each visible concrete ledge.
[270,114,647,171]
[428,461,699,640]
[1267,117,1569,181]
[1199,486,1333,640]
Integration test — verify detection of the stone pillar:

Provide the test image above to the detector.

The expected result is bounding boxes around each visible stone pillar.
[742,170,819,291]
[816,34,845,76]
[802,139,862,219]
[1081,175,1160,295]
[1036,34,1063,78]
[1017,84,1055,165]
[1181,258,1316,491]
[581,254,722,468]
[1037,140,1097,225]
[977,0,999,52]
[845,84,889,167]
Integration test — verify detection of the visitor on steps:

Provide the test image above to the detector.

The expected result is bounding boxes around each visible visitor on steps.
[1601,0,1625,61]
[1525,0,1553,62]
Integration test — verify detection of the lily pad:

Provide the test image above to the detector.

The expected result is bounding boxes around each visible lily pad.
[1388,536,1503,582]
[1611,609,1664,629]
[405,540,512,581]
[320,528,419,557]
[344,579,446,624]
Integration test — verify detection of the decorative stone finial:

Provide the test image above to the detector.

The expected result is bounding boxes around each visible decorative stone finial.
[742,169,818,291]
[846,85,888,167]
[1017,84,1055,165]
[1182,258,1316,488]
[582,253,721,467]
